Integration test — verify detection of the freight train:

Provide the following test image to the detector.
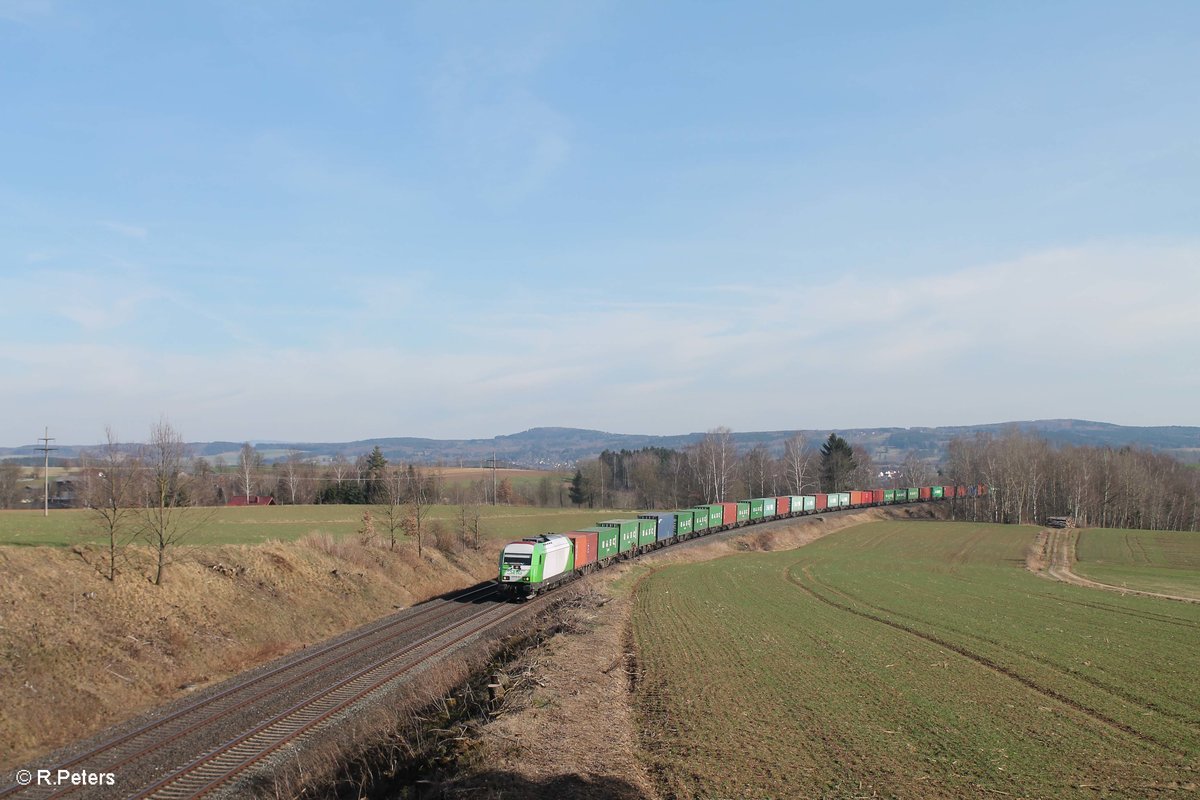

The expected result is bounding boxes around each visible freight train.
[497,484,989,598]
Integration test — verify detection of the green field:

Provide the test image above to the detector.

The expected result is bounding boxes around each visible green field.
[1073,528,1200,599]
[0,505,621,548]
[632,521,1199,799]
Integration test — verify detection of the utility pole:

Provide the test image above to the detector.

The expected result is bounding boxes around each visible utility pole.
[37,427,57,517]
[484,451,498,506]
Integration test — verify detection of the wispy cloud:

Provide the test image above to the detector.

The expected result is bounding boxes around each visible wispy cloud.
[100,221,149,239]
[2,241,1197,444]
[0,0,53,22]
[429,40,573,203]
[3,265,163,332]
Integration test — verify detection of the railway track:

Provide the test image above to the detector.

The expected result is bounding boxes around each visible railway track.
[1,583,528,800]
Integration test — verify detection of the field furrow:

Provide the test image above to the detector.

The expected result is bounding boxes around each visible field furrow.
[631,521,1200,799]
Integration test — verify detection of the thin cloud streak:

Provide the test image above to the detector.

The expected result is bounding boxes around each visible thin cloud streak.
[4,242,1196,444]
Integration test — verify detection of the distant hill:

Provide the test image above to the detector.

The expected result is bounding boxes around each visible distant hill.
[3,420,1198,469]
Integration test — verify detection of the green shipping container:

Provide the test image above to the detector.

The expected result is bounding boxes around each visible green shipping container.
[736,502,750,522]
[883,489,896,504]
[689,507,711,531]
[748,498,765,521]
[674,510,694,536]
[907,488,920,502]
[931,486,944,499]
[827,493,840,509]
[802,496,817,512]
[637,518,657,546]
[788,495,804,514]
[583,527,619,559]
[838,492,850,508]
[704,504,724,528]
[763,497,777,517]
[598,519,640,553]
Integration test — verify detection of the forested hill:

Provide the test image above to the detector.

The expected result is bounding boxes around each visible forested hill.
[4,420,1198,469]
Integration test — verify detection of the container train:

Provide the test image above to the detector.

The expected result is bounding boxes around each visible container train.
[497,484,990,598]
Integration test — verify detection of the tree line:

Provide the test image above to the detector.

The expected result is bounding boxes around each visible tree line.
[566,429,880,509]
[945,430,1200,531]
[63,427,490,586]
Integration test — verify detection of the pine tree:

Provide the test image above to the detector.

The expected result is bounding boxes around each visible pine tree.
[819,433,857,493]
[364,446,388,503]
[568,469,591,507]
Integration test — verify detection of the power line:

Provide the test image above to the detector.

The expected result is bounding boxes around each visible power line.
[37,426,57,517]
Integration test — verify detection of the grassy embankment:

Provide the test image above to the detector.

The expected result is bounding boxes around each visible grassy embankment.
[1072,527,1200,599]
[632,521,1199,799]
[0,503,616,771]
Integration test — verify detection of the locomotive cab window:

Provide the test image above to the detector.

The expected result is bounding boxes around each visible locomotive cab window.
[503,554,532,566]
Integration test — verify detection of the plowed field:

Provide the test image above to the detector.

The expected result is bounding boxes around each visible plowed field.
[632,521,1199,799]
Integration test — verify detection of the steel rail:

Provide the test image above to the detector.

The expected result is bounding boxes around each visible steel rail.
[1,583,498,800]
[130,601,526,799]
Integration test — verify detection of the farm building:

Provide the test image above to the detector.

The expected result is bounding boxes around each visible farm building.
[227,495,276,506]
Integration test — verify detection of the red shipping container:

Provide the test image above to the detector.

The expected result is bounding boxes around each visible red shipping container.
[872,489,885,504]
[919,486,932,500]
[814,493,828,510]
[958,486,968,498]
[718,502,739,525]
[565,530,598,569]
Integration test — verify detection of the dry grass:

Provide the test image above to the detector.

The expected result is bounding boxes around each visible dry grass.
[0,536,500,771]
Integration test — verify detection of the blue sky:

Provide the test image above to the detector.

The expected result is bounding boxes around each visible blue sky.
[2,1,1198,446]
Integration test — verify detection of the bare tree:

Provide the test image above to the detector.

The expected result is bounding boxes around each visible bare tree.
[237,442,263,501]
[458,503,482,550]
[189,456,222,506]
[377,465,408,552]
[689,426,736,503]
[0,461,22,509]
[782,433,814,495]
[406,464,432,557]
[139,418,208,585]
[899,452,935,489]
[81,426,140,581]
[742,444,772,498]
[280,450,309,505]
[849,445,877,491]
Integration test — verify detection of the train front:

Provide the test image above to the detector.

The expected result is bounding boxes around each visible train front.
[497,540,535,598]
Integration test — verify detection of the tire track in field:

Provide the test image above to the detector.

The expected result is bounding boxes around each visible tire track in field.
[786,563,1190,756]
[1048,529,1200,604]
[796,560,1200,724]
[1124,531,1140,564]
[1029,592,1200,630]
[803,567,1200,726]
[947,528,988,565]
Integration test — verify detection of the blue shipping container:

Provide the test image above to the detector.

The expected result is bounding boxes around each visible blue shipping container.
[639,512,677,542]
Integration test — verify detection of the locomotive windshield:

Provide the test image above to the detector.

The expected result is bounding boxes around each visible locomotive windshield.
[503,554,532,566]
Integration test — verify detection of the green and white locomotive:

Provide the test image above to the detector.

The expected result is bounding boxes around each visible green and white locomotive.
[498,533,574,598]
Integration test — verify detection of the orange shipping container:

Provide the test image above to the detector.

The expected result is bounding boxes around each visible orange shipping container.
[565,530,598,568]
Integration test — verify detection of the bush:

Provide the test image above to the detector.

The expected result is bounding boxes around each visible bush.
[430,520,460,554]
